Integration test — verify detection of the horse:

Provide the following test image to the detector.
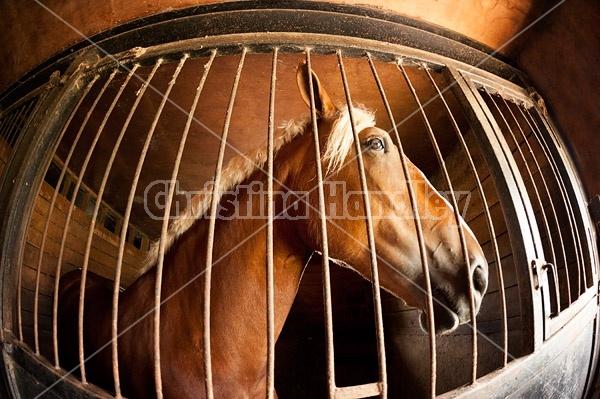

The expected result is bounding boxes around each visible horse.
[58,61,489,398]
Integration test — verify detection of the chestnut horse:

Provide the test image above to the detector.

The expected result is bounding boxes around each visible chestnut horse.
[58,63,488,398]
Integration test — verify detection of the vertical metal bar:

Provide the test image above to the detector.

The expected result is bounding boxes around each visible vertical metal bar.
[16,99,40,145]
[52,72,115,369]
[367,54,436,398]
[266,47,278,399]
[337,51,387,398]
[446,68,544,351]
[12,85,51,344]
[111,59,163,398]
[522,107,587,294]
[485,92,561,312]
[305,50,337,398]
[501,97,571,305]
[1,109,21,148]
[204,47,247,399]
[54,67,120,383]
[140,55,189,399]
[424,69,508,366]
[0,110,20,146]
[6,102,30,147]
[0,113,15,139]
[8,99,37,147]
[76,64,140,385]
[399,63,478,383]
[149,50,216,399]
[31,76,100,356]
[0,115,8,139]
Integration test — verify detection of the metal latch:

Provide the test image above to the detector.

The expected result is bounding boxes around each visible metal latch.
[532,259,561,316]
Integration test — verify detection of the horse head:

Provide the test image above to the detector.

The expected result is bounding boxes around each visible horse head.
[294,61,488,334]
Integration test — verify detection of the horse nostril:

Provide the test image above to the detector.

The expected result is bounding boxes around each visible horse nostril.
[472,265,487,295]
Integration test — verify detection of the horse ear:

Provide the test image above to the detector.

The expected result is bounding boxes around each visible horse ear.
[297,61,337,116]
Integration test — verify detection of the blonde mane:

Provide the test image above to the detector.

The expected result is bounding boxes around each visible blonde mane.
[141,105,376,273]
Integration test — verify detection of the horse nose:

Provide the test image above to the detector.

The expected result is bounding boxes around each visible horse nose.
[471,262,488,298]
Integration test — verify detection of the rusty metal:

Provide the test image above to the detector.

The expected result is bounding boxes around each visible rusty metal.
[305,49,338,398]
[338,51,388,398]
[484,91,562,315]
[111,59,162,398]
[57,66,120,383]
[203,47,247,399]
[52,70,117,370]
[423,69,508,366]
[77,64,140,385]
[144,55,189,399]
[522,107,588,293]
[445,67,544,351]
[500,95,570,308]
[400,63,479,383]
[31,75,100,356]
[266,47,278,399]
[367,53,437,398]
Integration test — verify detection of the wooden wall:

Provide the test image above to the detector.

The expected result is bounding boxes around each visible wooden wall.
[20,180,147,358]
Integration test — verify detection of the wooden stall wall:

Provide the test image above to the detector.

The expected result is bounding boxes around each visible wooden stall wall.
[20,178,148,359]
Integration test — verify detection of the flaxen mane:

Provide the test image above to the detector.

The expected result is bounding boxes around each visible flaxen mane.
[141,105,376,274]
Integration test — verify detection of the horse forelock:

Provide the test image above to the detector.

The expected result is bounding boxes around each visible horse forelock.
[322,105,376,174]
[141,104,375,274]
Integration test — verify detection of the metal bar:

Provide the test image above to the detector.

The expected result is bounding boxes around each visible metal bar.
[501,96,571,306]
[111,59,162,398]
[7,84,50,344]
[7,99,37,147]
[6,102,31,147]
[54,68,120,383]
[31,76,100,356]
[77,64,141,385]
[446,67,544,351]
[0,111,17,139]
[400,63,479,383]
[150,50,216,399]
[367,53,436,397]
[305,50,337,398]
[52,72,115,369]
[266,47,278,399]
[2,76,68,350]
[530,106,589,290]
[424,69,508,366]
[484,91,560,314]
[15,99,40,146]
[0,109,20,145]
[203,47,247,399]
[337,51,387,398]
[0,115,9,140]
[522,107,587,295]
[1,108,21,148]
[334,382,382,399]
[144,55,189,399]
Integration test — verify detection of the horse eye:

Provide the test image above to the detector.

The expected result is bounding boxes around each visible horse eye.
[367,137,385,152]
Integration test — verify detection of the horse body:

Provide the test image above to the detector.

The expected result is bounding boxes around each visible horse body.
[58,62,488,398]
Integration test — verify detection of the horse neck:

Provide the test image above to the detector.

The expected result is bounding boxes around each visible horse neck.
[161,141,314,346]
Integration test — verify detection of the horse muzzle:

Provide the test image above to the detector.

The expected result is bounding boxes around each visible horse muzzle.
[419,255,488,335]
